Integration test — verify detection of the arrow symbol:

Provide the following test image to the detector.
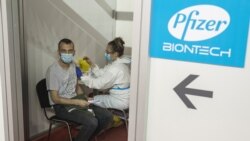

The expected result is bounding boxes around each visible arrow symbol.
[173,74,213,109]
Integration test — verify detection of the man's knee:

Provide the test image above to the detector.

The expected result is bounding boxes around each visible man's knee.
[100,111,113,126]
[105,111,113,123]
[85,118,98,129]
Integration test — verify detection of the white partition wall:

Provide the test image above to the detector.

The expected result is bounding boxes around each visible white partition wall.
[63,0,116,41]
[116,0,133,47]
[133,0,250,141]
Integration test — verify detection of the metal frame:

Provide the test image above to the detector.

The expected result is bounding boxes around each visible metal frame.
[0,2,9,140]
[108,108,129,130]
[45,109,74,141]
[0,0,25,140]
[128,0,151,141]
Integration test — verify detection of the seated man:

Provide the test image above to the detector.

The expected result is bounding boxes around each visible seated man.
[46,38,113,141]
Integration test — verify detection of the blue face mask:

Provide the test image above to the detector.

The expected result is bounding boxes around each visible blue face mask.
[60,53,74,64]
[104,53,112,62]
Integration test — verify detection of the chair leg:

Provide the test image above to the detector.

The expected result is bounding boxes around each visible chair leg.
[48,122,53,141]
[124,119,128,130]
[121,111,128,131]
[65,122,73,141]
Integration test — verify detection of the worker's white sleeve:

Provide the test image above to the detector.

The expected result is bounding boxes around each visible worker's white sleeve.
[80,68,117,89]
[91,64,108,77]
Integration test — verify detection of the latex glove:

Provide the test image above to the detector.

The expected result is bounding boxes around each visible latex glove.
[80,75,90,86]
[83,56,93,67]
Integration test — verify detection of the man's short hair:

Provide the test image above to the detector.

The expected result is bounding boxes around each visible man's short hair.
[58,38,74,50]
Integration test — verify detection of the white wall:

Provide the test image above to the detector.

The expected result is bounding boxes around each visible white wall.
[116,0,133,47]
[117,1,133,11]
[63,0,115,41]
[146,57,250,141]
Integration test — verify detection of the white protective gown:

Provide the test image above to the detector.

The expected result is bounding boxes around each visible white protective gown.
[80,56,131,109]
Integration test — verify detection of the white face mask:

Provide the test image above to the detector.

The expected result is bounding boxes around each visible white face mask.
[60,53,74,64]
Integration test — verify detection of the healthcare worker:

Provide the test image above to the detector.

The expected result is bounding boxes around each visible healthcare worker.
[80,37,130,110]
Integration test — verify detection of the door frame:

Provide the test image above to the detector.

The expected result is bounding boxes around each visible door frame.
[0,0,24,140]
[128,0,151,141]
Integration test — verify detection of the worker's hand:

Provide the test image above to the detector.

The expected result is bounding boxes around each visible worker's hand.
[74,99,89,107]
[88,97,94,101]
[83,56,97,68]
[83,56,93,66]
[80,75,90,86]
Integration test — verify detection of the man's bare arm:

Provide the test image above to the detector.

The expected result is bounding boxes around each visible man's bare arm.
[50,90,89,107]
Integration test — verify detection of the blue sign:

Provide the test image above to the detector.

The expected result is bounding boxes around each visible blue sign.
[149,0,250,68]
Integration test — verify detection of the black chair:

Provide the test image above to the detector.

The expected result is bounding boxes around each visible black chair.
[108,108,129,130]
[36,79,77,141]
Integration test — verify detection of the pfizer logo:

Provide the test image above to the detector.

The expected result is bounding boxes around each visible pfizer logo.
[168,5,230,41]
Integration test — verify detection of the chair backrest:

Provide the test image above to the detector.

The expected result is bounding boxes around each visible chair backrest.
[36,79,51,108]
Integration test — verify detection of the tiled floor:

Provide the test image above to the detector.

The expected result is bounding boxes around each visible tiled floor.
[31,124,127,141]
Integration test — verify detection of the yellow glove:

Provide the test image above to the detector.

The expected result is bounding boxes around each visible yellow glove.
[78,58,90,73]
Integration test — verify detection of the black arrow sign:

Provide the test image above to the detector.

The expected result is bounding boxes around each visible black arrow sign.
[173,74,213,109]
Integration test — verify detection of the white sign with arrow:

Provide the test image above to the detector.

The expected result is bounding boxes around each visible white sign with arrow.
[147,58,250,141]
[146,1,250,141]
[174,74,213,109]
